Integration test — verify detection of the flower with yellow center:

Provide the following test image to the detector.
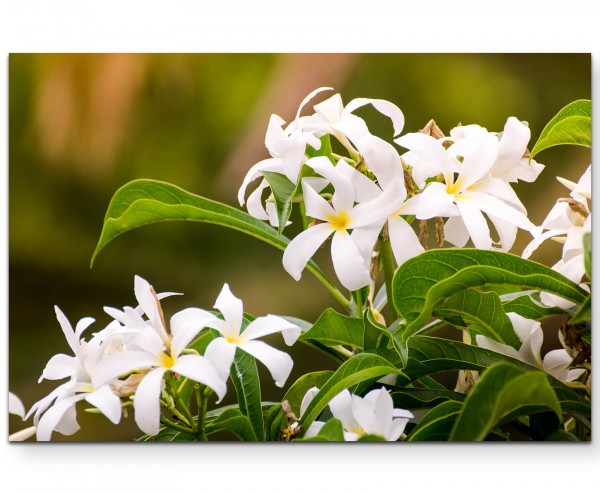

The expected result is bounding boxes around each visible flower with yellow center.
[282,156,407,291]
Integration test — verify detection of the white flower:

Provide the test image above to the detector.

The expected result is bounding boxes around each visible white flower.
[476,312,584,382]
[522,166,591,308]
[294,87,405,150]
[25,307,124,441]
[173,283,301,388]
[96,276,227,436]
[396,130,538,251]
[283,156,406,290]
[8,392,36,441]
[302,387,413,441]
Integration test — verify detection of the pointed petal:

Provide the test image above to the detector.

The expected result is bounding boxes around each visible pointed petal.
[475,335,521,360]
[351,222,385,265]
[456,198,492,250]
[92,350,157,388]
[328,390,358,431]
[493,117,531,177]
[85,385,122,424]
[444,215,470,247]
[214,283,244,339]
[245,178,270,220]
[282,223,333,281]
[9,392,26,418]
[39,354,79,382]
[498,157,545,183]
[203,337,237,380]
[449,133,498,190]
[295,87,334,121]
[388,216,424,265]
[134,368,166,436]
[170,308,219,357]
[264,114,287,155]
[461,191,535,233]
[36,394,84,441]
[356,134,404,189]
[307,156,355,211]
[241,314,301,346]
[344,98,405,136]
[54,306,79,356]
[302,178,336,221]
[350,179,406,228]
[351,395,380,436]
[313,93,344,123]
[299,386,320,418]
[331,230,371,291]
[238,158,282,206]
[487,214,518,252]
[415,182,455,220]
[238,340,294,387]
[468,177,526,212]
[395,132,454,179]
[134,275,167,338]
[335,159,382,202]
[387,418,410,441]
[172,354,227,402]
[332,114,370,144]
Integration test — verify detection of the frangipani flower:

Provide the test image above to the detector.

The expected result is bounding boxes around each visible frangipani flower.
[476,312,584,382]
[302,387,413,441]
[283,156,406,290]
[25,307,123,441]
[173,283,301,387]
[396,130,538,251]
[96,276,227,436]
[8,392,36,441]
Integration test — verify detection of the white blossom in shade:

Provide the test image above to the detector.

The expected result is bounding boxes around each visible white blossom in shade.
[294,87,405,151]
[476,313,584,382]
[24,307,124,441]
[302,388,413,441]
[396,130,539,251]
[283,156,406,290]
[173,283,301,388]
[94,276,227,436]
[8,392,36,441]
[522,166,591,308]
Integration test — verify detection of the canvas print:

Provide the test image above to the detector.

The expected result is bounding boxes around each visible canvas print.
[8,54,591,442]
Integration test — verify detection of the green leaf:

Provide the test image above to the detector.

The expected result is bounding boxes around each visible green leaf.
[230,347,264,441]
[300,308,364,349]
[204,408,258,441]
[261,171,296,234]
[408,401,463,441]
[282,370,335,418]
[544,429,579,441]
[449,362,562,441]
[301,353,406,429]
[392,249,588,341]
[583,232,591,277]
[389,387,464,410]
[297,418,345,442]
[138,428,197,442]
[90,179,346,307]
[363,309,405,366]
[435,288,520,349]
[357,434,386,442]
[530,100,591,160]
[502,293,567,320]
[306,134,334,161]
[570,295,591,325]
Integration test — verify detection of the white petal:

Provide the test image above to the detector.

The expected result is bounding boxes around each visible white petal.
[449,133,498,190]
[487,214,518,252]
[498,157,545,183]
[416,182,455,220]
[53,306,79,356]
[332,114,371,144]
[238,340,294,387]
[85,385,122,424]
[264,114,287,155]
[9,392,26,418]
[350,179,406,228]
[282,223,333,281]
[522,229,566,259]
[170,308,219,357]
[238,158,282,207]
[461,191,535,233]
[172,354,227,402]
[245,179,270,220]
[295,87,334,121]
[299,386,320,418]
[493,117,531,177]
[39,354,79,382]
[328,390,359,432]
[386,418,410,441]
[203,337,237,380]
[456,198,492,250]
[53,398,83,437]
[241,314,301,346]
[352,395,380,436]
[331,230,371,291]
[356,134,404,189]
[388,215,424,266]
[134,276,168,339]
[542,349,573,380]
[444,215,470,248]
[214,283,244,339]
[313,93,344,123]
[92,350,157,388]
[302,179,336,221]
[335,159,383,202]
[395,133,455,180]
[344,97,405,136]
[133,368,167,436]
[351,222,385,265]
[307,157,355,212]
[469,177,526,212]
[9,426,37,442]
[475,335,521,360]
[36,394,84,441]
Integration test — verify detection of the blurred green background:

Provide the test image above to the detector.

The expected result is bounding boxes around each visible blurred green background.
[8,54,591,441]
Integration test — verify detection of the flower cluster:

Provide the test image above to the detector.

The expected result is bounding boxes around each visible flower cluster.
[239,87,544,291]
[21,276,300,440]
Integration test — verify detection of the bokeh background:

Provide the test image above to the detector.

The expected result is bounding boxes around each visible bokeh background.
[8,54,591,441]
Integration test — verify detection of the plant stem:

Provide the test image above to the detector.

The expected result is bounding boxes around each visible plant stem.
[196,384,208,441]
[160,399,191,426]
[166,376,196,428]
[160,416,196,434]
[308,266,351,309]
[379,237,398,322]
[354,289,364,317]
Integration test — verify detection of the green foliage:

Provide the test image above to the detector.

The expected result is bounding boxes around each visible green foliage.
[230,347,264,441]
[300,309,364,349]
[408,401,463,441]
[296,418,345,442]
[449,362,562,441]
[392,249,588,343]
[530,99,591,159]
[502,293,567,320]
[390,387,465,410]
[583,232,591,277]
[204,408,258,441]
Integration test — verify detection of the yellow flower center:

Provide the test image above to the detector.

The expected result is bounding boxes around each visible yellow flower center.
[327,211,350,231]
[161,353,176,368]
[348,425,365,436]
